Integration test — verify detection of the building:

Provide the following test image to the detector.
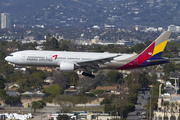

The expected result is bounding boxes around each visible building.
[154,94,180,120]
[4,83,21,91]
[44,77,55,85]
[1,13,11,29]
[168,25,178,32]
[153,82,180,120]
[21,91,45,97]
[134,25,147,31]
[4,83,21,96]
[50,113,114,120]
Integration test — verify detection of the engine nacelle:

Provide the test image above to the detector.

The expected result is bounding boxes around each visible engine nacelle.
[60,62,76,72]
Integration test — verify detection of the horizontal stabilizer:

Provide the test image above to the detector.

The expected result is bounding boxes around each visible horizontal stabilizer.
[146,58,169,63]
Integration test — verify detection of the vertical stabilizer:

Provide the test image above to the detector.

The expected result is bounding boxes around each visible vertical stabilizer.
[118,31,171,70]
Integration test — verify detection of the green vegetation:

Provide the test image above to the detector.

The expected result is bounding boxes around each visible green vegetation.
[44,84,64,96]
[101,94,135,118]
[0,31,180,118]
[93,90,107,94]
[3,95,21,105]
[145,82,163,118]
[54,94,93,113]
[56,114,75,120]
[106,71,123,84]
[61,72,79,86]
[32,100,46,112]
[1,0,180,30]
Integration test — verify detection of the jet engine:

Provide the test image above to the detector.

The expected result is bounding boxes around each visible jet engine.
[60,62,77,72]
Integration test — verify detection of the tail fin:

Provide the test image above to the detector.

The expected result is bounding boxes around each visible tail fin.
[119,31,171,69]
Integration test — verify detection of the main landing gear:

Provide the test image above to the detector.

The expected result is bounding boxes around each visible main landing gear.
[82,72,95,78]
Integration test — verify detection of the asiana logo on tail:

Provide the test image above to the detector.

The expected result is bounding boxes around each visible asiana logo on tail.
[148,52,152,55]
[52,55,58,60]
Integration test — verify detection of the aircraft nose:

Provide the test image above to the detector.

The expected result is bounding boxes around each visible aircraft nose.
[5,56,11,62]
[5,56,8,61]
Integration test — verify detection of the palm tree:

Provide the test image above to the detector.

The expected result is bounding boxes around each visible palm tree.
[170,102,175,115]
[175,102,178,111]
[161,101,169,119]
[161,102,165,119]
[178,103,180,116]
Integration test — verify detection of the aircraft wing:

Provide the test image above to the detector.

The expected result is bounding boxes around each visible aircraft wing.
[76,55,120,66]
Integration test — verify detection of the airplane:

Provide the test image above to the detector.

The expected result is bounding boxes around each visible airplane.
[5,31,171,78]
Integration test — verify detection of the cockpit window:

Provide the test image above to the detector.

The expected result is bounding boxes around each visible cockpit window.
[8,54,13,57]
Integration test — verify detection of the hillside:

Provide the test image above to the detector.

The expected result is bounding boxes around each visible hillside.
[0,0,180,29]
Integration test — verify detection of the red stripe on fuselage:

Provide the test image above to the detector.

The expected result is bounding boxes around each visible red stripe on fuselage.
[117,42,155,70]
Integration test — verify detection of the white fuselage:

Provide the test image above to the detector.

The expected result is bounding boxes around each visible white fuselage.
[5,50,136,69]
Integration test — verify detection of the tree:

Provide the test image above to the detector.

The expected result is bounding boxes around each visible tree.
[150,73,157,84]
[44,37,59,50]
[100,97,112,105]
[16,78,29,88]
[94,74,110,86]
[163,63,176,79]
[52,71,67,89]
[32,101,39,112]
[46,33,51,40]
[106,71,123,83]
[29,77,44,89]
[163,63,176,74]
[138,72,150,88]
[170,102,175,114]
[30,72,41,79]
[61,72,79,86]
[0,64,14,74]
[128,93,138,104]
[11,71,23,82]
[0,75,5,89]
[30,71,45,79]
[101,46,108,51]
[59,40,72,50]
[56,114,74,120]
[124,73,133,87]
[54,94,75,112]
[178,103,180,115]
[0,51,6,67]
[0,89,6,97]
[77,95,89,112]
[50,37,59,50]
[103,95,135,118]
[3,95,21,105]
[16,87,25,95]
[0,64,14,80]
[44,84,63,97]
[32,100,46,112]
[37,100,46,106]
[161,101,170,117]
[131,43,146,54]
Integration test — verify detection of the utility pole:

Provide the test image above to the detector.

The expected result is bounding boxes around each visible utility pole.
[97,106,98,120]
[97,96,99,120]
[150,89,153,120]
[22,105,23,115]
[12,101,13,120]
[150,94,151,120]
[116,102,117,119]
[131,70,134,93]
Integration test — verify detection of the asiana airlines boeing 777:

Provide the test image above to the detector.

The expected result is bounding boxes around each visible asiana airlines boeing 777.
[5,31,171,78]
